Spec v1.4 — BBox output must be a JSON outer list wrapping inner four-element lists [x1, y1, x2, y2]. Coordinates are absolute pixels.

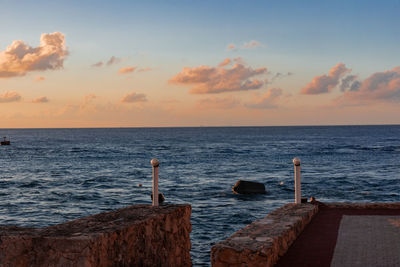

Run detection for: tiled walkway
[[275, 207, 400, 267]]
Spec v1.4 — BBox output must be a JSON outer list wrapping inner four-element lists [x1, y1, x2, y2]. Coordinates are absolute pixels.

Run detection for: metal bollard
[[293, 157, 301, 204], [151, 158, 160, 206]]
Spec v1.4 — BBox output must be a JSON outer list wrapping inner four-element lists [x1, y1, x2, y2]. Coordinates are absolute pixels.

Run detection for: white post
[[293, 157, 301, 204], [151, 158, 159, 206]]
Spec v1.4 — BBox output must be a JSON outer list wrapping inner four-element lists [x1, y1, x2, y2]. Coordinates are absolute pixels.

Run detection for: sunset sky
[[1, 0, 400, 128]]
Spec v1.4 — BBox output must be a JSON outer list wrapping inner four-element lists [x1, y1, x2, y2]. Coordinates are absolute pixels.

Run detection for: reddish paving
[[275, 207, 400, 267]]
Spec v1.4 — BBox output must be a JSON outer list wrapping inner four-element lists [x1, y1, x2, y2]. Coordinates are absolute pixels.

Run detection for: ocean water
[[0, 126, 399, 265]]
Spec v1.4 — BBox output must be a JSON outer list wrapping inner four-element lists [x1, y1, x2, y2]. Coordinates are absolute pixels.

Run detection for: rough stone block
[[0, 204, 192, 267]]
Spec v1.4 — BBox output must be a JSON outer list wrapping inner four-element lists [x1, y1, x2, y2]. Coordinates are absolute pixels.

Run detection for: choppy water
[[0, 126, 399, 265]]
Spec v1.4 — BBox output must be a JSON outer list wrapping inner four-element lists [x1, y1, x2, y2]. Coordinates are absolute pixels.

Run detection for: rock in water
[[232, 180, 266, 194], [151, 193, 165, 203]]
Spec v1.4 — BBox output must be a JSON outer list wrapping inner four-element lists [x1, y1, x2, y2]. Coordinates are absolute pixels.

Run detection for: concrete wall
[[211, 203, 318, 267], [0, 204, 192, 267]]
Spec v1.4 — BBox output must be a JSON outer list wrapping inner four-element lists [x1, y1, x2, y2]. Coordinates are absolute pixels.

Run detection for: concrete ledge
[[322, 202, 400, 209], [0, 204, 192, 267], [211, 203, 318, 267]]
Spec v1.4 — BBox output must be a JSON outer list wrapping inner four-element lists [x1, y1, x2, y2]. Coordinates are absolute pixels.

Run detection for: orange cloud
[[0, 91, 21, 103], [0, 32, 68, 78], [337, 66, 400, 104], [121, 92, 147, 103], [34, 76, 46, 82], [218, 58, 231, 67], [169, 61, 267, 94], [197, 96, 240, 109], [118, 66, 136, 74], [226, 44, 236, 51], [32, 96, 49, 103], [301, 63, 351, 94], [246, 88, 282, 109]]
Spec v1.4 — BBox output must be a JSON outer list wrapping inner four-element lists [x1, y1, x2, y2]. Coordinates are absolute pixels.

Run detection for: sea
[[0, 125, 399, 266]]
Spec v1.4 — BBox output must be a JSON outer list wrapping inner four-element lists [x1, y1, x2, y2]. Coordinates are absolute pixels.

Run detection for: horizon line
[[1, 123, 400, 130]]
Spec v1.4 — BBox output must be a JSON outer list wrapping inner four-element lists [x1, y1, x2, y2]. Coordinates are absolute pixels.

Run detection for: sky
[[1, 0, 400, 128]]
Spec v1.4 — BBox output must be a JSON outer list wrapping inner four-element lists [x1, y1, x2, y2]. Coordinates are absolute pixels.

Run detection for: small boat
[[1, 137, 10, 145]]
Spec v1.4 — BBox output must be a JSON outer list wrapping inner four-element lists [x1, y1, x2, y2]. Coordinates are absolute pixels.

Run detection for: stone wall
[[211, 203, 318, 267], [0, 204, 192, 267]]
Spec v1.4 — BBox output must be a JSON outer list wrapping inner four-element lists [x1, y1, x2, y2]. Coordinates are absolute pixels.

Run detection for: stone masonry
[[0, 204, 192, 267], [211, 203, 318, 267]]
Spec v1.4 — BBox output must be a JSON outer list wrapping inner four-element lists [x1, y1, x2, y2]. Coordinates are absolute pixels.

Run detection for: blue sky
[[2, 0, 399, 67]]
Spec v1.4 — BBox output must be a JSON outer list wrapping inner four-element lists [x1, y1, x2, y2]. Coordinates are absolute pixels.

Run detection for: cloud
[[83, 94, 97, 104], [118, 66, 136, 74], [0, 91, 22, 103], [106, 56, 121, 66], [0, 32, 68, 78], [137, 67, 152, 72], [34, 76, 45, 82], [233, 57, 246, 65], [91, 61, 103, 67], [246, 88, 282, 109], [197, 96, 240, 109], [169, 61, 267, 94], [340, 75, 359, 92], [91, 56, 121, 68], [270, 72, 293, 83], [241, 40, 265, 49], [32, 96, 49, 103], [338, 66, 400, 104], [226, 44, 236, 51], [57, 94, 98, 117], [121, 92, 147, 103], [218, 58, 231, 67], [227, 40, 265, 51], [92, 59, 149, 74], [301, 63, 351, 94]]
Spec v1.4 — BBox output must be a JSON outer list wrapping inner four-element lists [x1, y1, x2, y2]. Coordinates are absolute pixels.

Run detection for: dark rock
[[232, 180, 266, 194], [151, 192, 165, 203]]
